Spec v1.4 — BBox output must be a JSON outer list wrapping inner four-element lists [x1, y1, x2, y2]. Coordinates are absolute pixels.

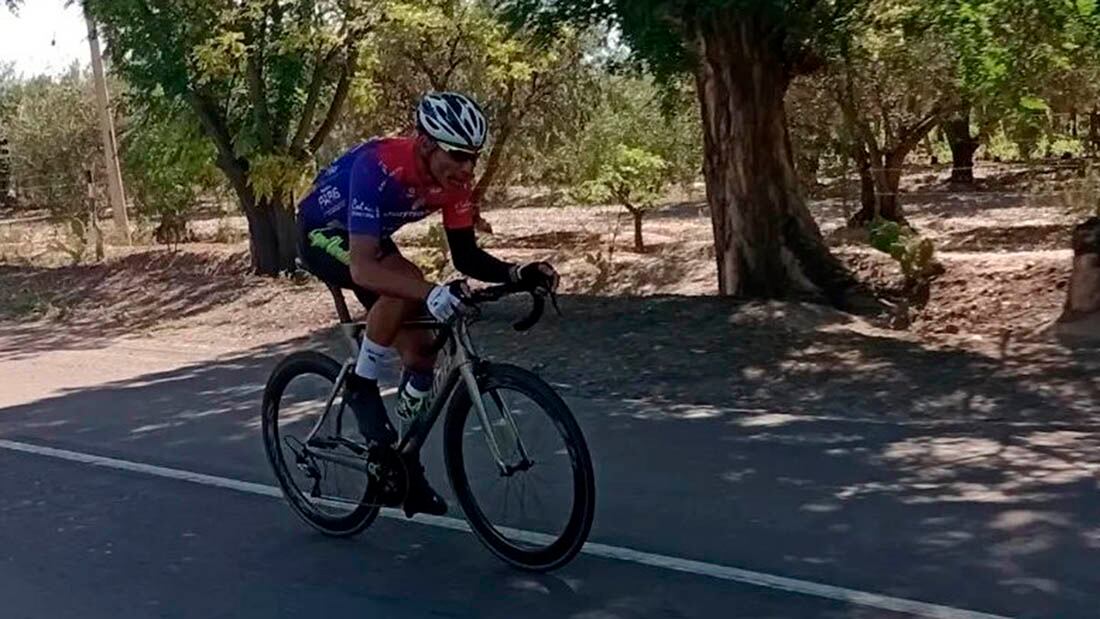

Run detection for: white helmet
[[416, 91, 488, 154]]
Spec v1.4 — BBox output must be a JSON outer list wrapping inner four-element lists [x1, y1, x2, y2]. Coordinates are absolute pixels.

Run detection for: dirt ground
[[1, 161, 1097, 419]]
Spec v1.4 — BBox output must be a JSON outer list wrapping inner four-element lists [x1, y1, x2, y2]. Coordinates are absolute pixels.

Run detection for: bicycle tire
[[262, 350, 378, 537], [443, 363, 595, 571]]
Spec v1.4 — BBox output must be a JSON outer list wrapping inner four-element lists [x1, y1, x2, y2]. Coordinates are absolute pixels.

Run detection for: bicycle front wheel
[[443, 363, 595, 571]]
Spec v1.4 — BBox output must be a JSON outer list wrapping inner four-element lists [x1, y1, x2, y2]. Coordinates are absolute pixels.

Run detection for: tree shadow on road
[[1, 295, 1097, 617], [0, 250, 259, 359]]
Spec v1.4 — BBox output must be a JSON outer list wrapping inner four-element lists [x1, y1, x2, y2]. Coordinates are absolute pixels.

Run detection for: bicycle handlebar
[[425, 282, 558, 353], [467, 281, 559, 332]]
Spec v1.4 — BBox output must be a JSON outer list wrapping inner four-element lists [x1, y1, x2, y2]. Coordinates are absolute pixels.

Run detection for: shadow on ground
[[1, 302, 1098, 617], [0, 250, 256, 354]]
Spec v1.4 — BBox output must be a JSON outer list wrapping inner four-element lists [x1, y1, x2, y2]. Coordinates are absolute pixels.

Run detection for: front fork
[[455, 347, 532, 476]]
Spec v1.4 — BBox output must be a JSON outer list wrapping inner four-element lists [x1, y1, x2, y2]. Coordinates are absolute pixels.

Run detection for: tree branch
[[308, 43, 358, 154], [186, 88, 253, 206], [244, 13, 273, 152], [290, 45, 341, 156], [612, 184, 638, 213], [269, 1, 293, 149], [835, 75, 881, 164], [409, 50, 443, 91], [440, 35, 467, 89], [896, 105, 950, 158], [303, 0, 373, 155]]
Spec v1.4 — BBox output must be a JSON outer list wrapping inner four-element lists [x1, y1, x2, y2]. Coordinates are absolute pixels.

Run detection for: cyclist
[[295, 91, 559, 518]]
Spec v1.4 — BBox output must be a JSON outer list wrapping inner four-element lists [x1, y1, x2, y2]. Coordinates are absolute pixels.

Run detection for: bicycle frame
[[299, 310, 529, 478]]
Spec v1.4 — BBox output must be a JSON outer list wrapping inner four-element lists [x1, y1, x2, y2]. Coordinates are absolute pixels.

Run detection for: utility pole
[[84, 3, 131, 245]]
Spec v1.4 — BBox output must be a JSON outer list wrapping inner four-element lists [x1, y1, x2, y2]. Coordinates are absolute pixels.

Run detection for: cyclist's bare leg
[[359, 253, 448, 515], [363, 254, 436, 372]]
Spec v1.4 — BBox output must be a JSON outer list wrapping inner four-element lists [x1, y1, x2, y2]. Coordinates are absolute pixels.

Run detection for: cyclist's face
[[427, 143, 478, 190]]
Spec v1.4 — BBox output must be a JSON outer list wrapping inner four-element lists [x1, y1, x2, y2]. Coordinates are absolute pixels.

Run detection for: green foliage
[[120, 104, 221, 230], [249, 153, 316, 203], [1019, 95, 1050, 113], [501, 1, 866, 84], [830, 0, 957, 166], [552, 74, 699, 192], [329, 0, 602, 198], [410, 222, 452, 281], [928, 0, 1100, 143], [86, 0, 377, 201], [786, 75, 846, 187], [3, 68, 100, 219], [574, 145, 670, 211], [982, 125, 1022, 161], [868, 218, 943, 289]]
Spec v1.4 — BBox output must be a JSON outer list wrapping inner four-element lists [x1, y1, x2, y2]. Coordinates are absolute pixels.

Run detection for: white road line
[[0, 438, 1010, 619]]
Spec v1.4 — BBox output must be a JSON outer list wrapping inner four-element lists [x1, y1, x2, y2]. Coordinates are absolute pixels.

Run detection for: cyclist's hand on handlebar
[[426, 281, 472, 322], [511, 261, 560, 294]]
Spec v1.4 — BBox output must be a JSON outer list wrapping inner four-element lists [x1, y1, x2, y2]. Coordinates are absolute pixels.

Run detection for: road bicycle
[[261, 279, 595, 571]]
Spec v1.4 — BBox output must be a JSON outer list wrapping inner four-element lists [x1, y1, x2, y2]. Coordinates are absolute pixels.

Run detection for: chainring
[[365, 444, 409, 508]]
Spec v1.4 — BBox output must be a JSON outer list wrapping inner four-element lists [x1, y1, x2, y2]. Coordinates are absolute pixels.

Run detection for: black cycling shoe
[[344, 374, 398, 446], [401, 456, 448, 518]]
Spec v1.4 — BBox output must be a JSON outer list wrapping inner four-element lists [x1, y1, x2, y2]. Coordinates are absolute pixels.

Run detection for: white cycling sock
[[355, 337, 390, 380]]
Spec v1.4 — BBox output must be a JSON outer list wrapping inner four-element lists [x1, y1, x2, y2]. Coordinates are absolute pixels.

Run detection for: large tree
[[503, 0, 871, 307], [85, 0, 377, 275]]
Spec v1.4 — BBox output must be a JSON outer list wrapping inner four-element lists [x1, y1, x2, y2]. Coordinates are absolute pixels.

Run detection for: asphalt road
[[1, 326, 1096, 618]]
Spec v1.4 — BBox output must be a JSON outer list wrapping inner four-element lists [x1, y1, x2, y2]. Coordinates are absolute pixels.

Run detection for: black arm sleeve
[[445, 227, 515, 283]]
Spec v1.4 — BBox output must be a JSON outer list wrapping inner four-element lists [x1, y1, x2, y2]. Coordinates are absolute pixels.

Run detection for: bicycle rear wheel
[[262, 351, 378, 537], [443, 363, 595, 571]]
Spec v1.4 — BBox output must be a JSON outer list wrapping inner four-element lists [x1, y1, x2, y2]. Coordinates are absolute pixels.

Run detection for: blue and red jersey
[[298, 136, 475, 238]]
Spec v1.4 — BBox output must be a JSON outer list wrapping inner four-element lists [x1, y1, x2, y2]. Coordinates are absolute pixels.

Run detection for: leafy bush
[[120, 104, 222, 247], [868, 218, 945, 299], [3, 69, 99, 219], [572, 145, 671, 252]]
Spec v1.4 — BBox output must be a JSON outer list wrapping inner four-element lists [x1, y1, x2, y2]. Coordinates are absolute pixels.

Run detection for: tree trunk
[[944, 106, 979, 184], [875, 152, 904, 222], [1088, 107, 1100, 156], [693, 11, 858, 304], [213, 154, 298, 276], [0, 137, 11, 202], [273, 193, 299, 269], [848, 150, 906, 226], [626, 206, 645, 253], [471, 119, 513, 206], [853, 146, 876, 217], [243, 195, 298, 275], [1059, 218, 1100, 319]]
